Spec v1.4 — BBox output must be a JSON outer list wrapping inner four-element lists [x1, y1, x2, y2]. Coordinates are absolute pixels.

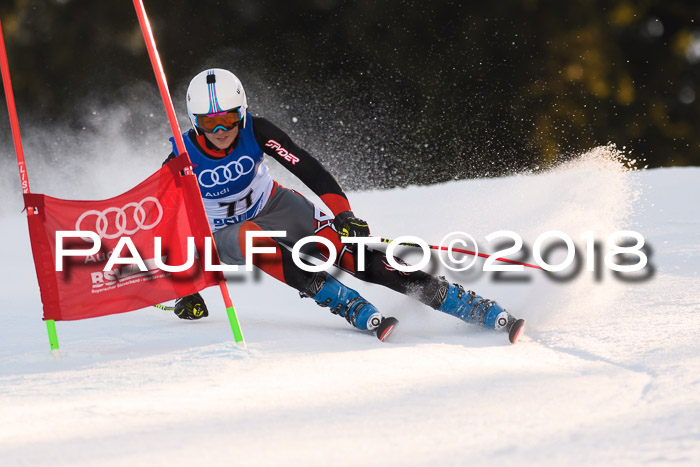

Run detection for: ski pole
[[378, 237, 543, 270]]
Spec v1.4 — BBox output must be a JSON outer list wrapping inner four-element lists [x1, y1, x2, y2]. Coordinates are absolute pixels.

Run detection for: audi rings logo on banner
[[198, 156, 256, 188], [75, 197, 164, 240]]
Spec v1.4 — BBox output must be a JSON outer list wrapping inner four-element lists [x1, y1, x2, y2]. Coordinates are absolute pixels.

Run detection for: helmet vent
[[206, 74, 216, 84]]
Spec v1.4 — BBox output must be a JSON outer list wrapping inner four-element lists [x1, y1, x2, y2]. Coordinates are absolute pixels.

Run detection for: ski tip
[[376, 317, 399, 342], [508, 318, 526, 344]]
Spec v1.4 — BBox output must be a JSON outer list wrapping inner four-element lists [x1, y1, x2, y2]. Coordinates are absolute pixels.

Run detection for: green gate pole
[[45, 319, 60, 355], [226, 305, 245, 348]]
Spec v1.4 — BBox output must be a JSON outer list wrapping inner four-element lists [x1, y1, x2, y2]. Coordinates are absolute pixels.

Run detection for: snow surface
[[1, 146, 699, 466]]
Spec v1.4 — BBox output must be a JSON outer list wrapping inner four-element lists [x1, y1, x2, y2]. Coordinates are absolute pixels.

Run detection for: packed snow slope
[[0, 146, 698, 466]]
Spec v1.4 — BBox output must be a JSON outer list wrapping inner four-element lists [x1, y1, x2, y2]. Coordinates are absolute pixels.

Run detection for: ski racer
[[167, 68, 525, 343]]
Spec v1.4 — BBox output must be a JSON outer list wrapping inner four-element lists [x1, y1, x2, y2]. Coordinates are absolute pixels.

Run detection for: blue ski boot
[[303, 273, 384, 332], [437, 282, 525, 343]]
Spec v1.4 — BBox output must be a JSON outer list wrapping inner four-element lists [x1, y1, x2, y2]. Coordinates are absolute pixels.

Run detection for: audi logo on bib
[[75, 197, 164, 239], [198, 156, 255, 188]]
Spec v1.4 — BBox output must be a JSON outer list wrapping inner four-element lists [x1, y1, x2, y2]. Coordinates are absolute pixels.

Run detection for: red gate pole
[[132, 0, 246, 348], [0, 18, 60, 354]]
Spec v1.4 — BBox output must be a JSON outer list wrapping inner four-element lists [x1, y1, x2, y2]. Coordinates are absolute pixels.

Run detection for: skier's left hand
[[333, 211, 370, 239], [174, 292, 209, 320]]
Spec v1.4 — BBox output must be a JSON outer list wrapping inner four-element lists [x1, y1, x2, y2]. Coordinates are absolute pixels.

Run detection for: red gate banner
[[23, 154, 223, 321]]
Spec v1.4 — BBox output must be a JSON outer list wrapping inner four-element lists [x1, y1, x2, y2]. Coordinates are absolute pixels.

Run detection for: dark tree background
[[1, 0, 699, 189]]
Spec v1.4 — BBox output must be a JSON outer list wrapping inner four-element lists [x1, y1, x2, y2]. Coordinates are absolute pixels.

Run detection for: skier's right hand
[[333, 211, 370, 240]]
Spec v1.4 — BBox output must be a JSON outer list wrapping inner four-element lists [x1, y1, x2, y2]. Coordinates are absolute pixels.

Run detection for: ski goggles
[[195, 109, 241, 133]]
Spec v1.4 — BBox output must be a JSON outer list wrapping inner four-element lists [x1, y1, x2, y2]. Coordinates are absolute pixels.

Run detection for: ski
[[508, 318, 526, 344], [376, 317, 399, 342]]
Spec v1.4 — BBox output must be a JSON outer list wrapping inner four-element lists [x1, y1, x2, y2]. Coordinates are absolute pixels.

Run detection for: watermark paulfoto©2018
[[54, 229, 651, 275]]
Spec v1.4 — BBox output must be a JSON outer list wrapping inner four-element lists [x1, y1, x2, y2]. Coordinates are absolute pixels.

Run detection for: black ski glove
[[333, 211, 370, 239], [174, 292, 209, 320]]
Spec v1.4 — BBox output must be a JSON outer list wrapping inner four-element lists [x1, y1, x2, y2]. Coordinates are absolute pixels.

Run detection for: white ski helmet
[[186, 68, 247, 133]]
